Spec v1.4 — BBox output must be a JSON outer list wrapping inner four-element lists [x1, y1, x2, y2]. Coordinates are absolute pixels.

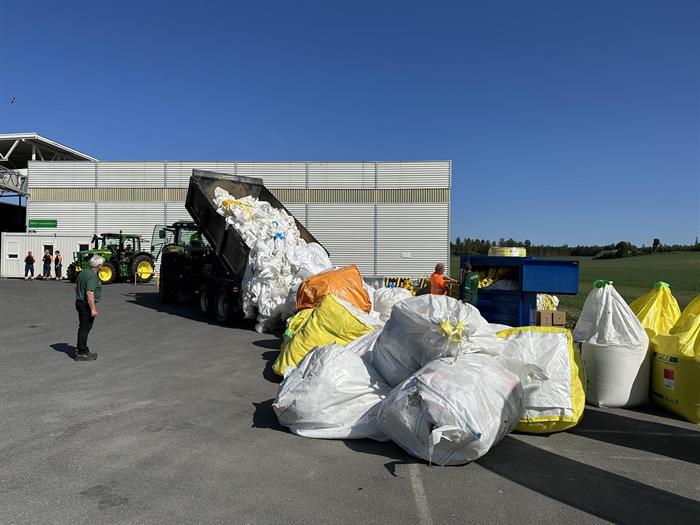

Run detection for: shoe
[[24, 277, 28, 280], [74, 351, 97, 361]]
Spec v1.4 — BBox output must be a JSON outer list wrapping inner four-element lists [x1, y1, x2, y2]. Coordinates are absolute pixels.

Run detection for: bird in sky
[[10, 97, 15, 104]]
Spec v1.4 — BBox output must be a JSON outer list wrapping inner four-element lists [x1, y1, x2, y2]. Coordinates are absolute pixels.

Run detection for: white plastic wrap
[[573, 283, 650, 407], [489, 323, 512, 334], [214, 187, 332, 332], [345, 329, 383, 361], [373, 287, 413, 322], [377, 354, 537, 465], [372, 295, 504, 386], [273, 343, 391, 440], [501, 329, 575, 423]]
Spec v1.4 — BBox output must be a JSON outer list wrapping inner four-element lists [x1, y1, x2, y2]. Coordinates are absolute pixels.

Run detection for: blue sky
[[1, 0, 698, 245]]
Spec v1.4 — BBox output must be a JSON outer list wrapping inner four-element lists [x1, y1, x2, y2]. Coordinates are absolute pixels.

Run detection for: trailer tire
[[214, 290, 232, 324], [197, 285, 213, 318]]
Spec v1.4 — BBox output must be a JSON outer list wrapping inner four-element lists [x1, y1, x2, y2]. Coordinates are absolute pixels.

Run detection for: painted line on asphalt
[[408, 463, 434, 525]]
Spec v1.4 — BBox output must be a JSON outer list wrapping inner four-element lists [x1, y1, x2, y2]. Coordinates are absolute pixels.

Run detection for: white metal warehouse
[[1, 135, 451, 279]]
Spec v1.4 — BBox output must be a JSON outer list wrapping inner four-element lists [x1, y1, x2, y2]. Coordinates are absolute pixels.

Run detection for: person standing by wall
[[430, 263, 458, 295], [24, 251, 35, 280], [74, 256, 104, 361], [461, 262, 479, 307], [54, 250, 63, 281], [42, 250, 53, 280]]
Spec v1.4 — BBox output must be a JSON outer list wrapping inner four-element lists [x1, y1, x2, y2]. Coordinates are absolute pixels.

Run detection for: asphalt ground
[[1, 279, 698, 524]]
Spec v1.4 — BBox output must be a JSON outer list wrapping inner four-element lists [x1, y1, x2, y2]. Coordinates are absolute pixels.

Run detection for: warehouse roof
[[0, 132, 97, 169]]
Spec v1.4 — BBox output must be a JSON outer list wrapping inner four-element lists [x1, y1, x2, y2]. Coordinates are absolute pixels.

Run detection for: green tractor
[[67, 232, 155, 284]]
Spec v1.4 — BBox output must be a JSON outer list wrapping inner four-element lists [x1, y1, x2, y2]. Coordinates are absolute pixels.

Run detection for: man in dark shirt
[[24, 251, 35, 280], [74, 255, 104, 361]]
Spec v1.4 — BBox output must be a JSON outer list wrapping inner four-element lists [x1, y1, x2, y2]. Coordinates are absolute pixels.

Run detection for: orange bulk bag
[[296, 265, 372, 313]]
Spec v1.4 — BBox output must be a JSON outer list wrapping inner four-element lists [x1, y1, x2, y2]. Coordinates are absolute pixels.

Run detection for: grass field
[[451, 251, 700, 325]]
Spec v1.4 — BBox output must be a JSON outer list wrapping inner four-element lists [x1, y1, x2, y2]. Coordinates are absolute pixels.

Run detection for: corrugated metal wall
[[376, 203, 450, 276], [25, 160, 450, 277], [28, 162, 96, 187], [307, 204, 375, 276], [96, 203, 165, 241], [97, 162, 166, 187], [26, 202, 96, 235]]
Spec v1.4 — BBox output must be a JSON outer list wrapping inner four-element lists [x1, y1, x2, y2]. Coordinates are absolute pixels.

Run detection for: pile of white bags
[[273, 342, 391, 440], [214, 187, 332, 332], [372, 295, 504, 386], [272, 292, 549, 465], [573, 281, 650, 407], [373, 287, 412, 322], [377, 354, 539, 465]]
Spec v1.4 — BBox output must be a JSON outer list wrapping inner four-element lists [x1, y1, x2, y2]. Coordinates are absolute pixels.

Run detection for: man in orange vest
[[430, 263, 457, 295]]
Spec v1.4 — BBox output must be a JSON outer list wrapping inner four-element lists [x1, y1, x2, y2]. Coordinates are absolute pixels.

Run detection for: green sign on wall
[[28, 219, 58, 228]]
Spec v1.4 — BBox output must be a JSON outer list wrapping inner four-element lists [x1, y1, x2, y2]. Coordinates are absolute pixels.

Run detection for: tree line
[[451, 237, 700, 258]]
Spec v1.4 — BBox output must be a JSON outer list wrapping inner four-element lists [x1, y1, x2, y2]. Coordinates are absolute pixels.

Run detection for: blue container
[[458, 255, 579, 326]]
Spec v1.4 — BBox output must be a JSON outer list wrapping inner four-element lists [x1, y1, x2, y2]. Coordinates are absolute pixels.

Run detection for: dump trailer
[[157, 169, 326, 323]]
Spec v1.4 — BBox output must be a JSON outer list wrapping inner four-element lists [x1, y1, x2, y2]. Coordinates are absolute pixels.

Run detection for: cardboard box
[[536, 310, 553, 326], [552, 311, 566, 326]]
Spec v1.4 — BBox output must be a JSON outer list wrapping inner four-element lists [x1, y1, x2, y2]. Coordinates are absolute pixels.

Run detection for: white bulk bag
[[377, 354, 537, 465], [372, 295, 503, 386], [499, 327, 585, 433], [373, 287, 413, 322], [573, 282, 650, 407], [273, 343, 391, 440]]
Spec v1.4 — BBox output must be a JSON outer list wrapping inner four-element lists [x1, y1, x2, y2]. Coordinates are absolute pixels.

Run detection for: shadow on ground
[[50, 342, 75, 359], [570, 407, 700, 465], [252, 399, 288, 433], [127, 291, 255, 329], [478, 436, 700, 523], [255, 340, 282, 384]]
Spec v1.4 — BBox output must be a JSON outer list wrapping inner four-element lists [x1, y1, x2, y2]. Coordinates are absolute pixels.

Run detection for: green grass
[[451, 252, 700, 326]]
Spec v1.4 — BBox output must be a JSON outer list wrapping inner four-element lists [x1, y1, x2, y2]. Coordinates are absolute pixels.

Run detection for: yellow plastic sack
[[272, 294, 376, 377], [498, 326, 586, 433], [650, 295, 700, 423], [282, 308, 313, 348], [629, 282, 681, 338]]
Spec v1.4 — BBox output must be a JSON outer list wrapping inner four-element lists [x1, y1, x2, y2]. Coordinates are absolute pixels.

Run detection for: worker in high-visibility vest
[[430, 263, 458, 295], [461, 263, 479, 307]]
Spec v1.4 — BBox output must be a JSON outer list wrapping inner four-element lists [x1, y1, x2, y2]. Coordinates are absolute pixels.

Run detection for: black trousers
[[75, 300, 95, 353]]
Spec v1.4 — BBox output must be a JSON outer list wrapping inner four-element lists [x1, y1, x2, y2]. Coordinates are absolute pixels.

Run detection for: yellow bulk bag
[[282, 308, 314, 347], [650, 296, 700, 423], [629, 282, 681, 338], [272, 294, 377, 377], [498, 326, 585, 433]]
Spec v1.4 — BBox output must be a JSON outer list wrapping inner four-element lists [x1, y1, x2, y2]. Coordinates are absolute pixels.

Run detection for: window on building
[[79, 244, 89, 251], [6, 242, 19, 259]]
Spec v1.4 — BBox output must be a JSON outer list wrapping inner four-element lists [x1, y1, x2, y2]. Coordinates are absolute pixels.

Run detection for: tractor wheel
[[97, 262, 117, 284], [214, 290, 232, 324], [131, 255, 155, 283], [197, 285, 213, 318], [67, 263, 78, 283], [158, 266, 178, 304]]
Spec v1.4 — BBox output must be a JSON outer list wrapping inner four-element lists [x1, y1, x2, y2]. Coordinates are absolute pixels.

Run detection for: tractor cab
[[94, 233, 143, 253], [151, 222, 208, 258]]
